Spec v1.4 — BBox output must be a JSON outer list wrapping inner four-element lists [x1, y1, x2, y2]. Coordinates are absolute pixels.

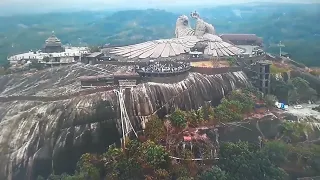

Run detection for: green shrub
[[170, 109, 187, 128], [215, 99, 243, 122], [144, 115, 166, 143]]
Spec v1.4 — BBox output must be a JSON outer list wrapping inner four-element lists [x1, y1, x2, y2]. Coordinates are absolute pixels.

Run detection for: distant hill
[[1, 3, 320, 67]]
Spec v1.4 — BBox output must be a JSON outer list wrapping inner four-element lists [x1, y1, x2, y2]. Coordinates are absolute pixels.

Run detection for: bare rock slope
[[0, 64, 249, 180]]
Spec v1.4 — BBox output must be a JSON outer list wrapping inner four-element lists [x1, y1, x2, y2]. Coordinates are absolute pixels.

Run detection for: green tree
[[177, 177, 194, 180], [264, 94, 278, 108], [185, 110, 201, 126], [104, 143, 143, 179], [76, 153, 101, 180], [29, 61, 45, 70], [140, 140, 170, 169], [198, 166, 228, 180], [144, 115, 166, 143], [47, 174, 82, 180], [270, 76, 294, 104], [288, 89, 299, 104], [226, 57, 236, 66], [218, 141, 288, 180], [290, 77, 318, 102], [215, 99, 243, 122], [280, 122, 311, 143], [262, 141, 320, 175], [154, 169, 171, 180], [36, 176, 45, 180], [43, 56, 50, 62], [262, 140, 290, 166], [170, 109, 187, 128], [227, 90, 254, 113], [103, 140, 170, 179], [89, 46, 100, 53], [199, 103, 215, 121]]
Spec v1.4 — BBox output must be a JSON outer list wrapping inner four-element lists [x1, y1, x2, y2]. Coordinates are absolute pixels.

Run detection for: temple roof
[[45, 31, 62, 46]]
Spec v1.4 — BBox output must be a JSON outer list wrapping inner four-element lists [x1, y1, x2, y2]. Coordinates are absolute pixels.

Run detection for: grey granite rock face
[[0, 64, 249, 180]]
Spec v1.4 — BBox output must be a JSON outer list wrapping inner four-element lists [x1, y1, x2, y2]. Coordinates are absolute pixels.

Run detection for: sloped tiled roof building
[[220, 34, 263, 46]]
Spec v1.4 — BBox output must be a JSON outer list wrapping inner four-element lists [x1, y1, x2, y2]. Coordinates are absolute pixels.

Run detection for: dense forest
[[0, 3, 319, 66]]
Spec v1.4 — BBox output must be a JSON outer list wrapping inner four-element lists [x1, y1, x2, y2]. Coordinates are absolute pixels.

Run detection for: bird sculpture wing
[[175, 26, 195, 38], [202, 33, 241, 56], [109, 36, 200, 59], [110, 14, 242, 59]]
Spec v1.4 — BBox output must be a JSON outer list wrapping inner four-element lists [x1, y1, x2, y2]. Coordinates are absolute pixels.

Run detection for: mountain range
[[0, 3, 319, 66]]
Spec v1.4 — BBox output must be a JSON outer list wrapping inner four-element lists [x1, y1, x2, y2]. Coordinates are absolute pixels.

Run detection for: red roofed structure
[[183, 136, 192, 142], [220, 34, 263, 46]]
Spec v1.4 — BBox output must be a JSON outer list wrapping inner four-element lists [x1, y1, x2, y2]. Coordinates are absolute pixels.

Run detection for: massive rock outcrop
[[0, 64, 249, 180]]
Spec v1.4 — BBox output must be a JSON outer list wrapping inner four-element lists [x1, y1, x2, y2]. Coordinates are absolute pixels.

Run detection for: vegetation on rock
[[218, 141, 288, 180], [35, 88, 320, 180], [198, 166, 228, 180], [290, 77, 318, 102], [215, 90, 255, 122], [42, 136, 320, 179], [280, 121, 312, 143], [226, 57, 236, 66], [144, 115, 166, 143], [271, 76, 318, 104], [270, 64, 290, 74], [215, 99, 243, 122], [88, 46, 100, 53], [264, 94, 278, 108], [310, 70, 320, 77], [170, 109, 187, 128]]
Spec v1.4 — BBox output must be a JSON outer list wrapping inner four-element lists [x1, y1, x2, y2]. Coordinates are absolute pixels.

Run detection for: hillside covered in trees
[[1, 3, 319, 66], [37, 88, 320, 180]]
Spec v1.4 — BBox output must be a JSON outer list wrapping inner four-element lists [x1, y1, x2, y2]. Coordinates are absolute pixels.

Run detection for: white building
[[8, 47, 89, 65], [7, 32, 90, 65]]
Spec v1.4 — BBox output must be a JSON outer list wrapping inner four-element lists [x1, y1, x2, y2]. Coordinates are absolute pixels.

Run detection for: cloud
[[1, 0, 317, 7]]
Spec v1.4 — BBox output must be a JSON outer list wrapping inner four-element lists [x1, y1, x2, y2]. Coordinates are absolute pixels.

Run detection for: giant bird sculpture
[[109, 11, 241, 60]]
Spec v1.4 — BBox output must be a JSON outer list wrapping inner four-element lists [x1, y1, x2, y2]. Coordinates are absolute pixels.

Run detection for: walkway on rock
[[0, 86, 116, 102]]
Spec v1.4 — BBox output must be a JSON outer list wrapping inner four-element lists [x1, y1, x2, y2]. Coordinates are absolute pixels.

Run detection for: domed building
[[42, 31, 65, 53]]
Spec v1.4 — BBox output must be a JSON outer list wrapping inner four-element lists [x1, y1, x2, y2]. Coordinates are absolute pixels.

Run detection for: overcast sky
[[0, 0, 318, 15]]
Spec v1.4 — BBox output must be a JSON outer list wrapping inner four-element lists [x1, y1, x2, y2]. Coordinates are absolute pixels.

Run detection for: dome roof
[[45, 31, 62, 46]]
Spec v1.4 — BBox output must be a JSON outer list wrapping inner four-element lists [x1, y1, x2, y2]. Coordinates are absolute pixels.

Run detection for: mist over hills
[[0, 0, 318, 16], [0, 3, 319, 66]]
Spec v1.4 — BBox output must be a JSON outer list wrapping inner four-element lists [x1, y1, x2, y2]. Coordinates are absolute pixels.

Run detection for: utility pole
[[277, 41, 285, 57]]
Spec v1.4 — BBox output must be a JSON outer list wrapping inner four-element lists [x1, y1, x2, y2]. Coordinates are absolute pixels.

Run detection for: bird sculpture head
[[176, 15, 190, 28], [175, 15, 194, 38]]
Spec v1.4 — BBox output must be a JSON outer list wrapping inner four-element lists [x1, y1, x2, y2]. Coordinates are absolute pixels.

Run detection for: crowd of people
[[136, 61, 190, 73]]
